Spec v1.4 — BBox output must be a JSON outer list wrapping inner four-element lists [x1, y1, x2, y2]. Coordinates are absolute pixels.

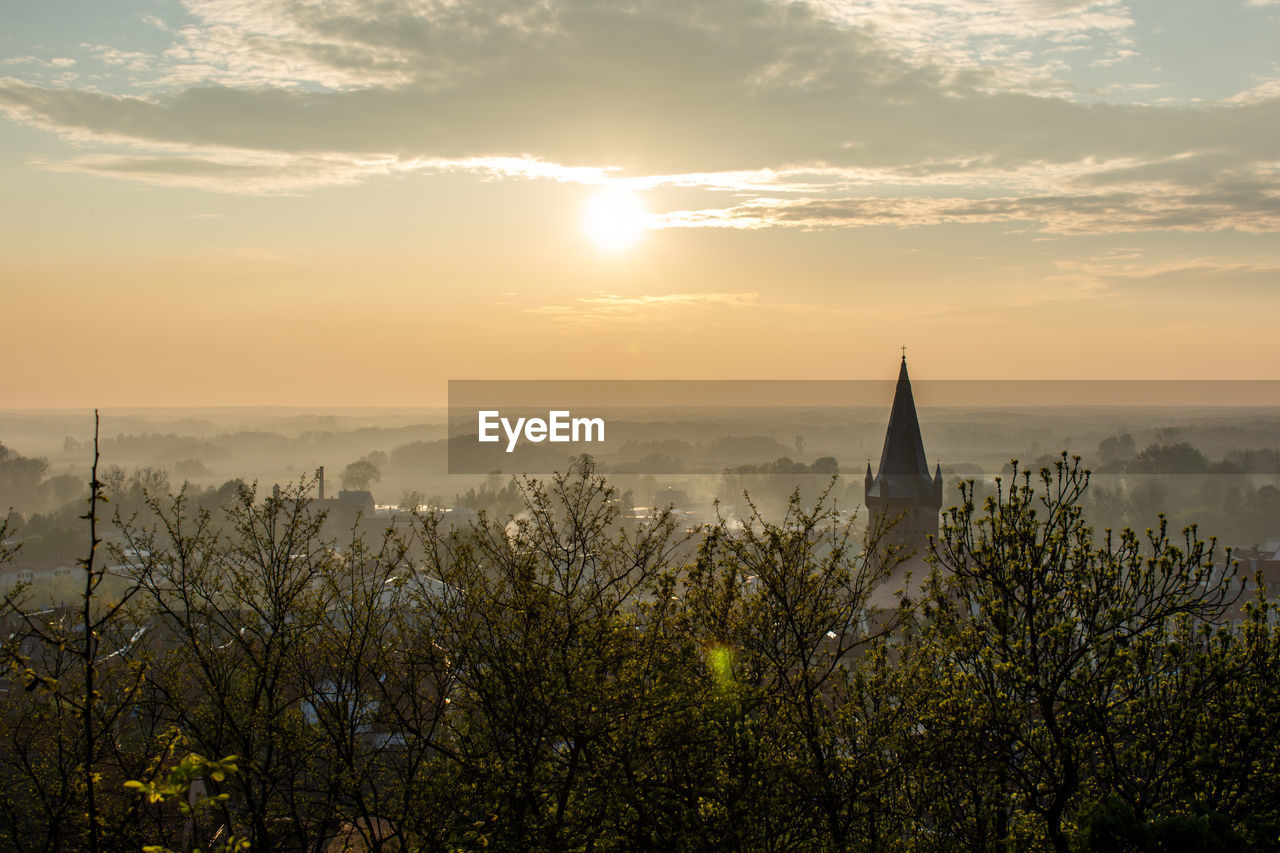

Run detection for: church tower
[[864, 357, 942, 558]]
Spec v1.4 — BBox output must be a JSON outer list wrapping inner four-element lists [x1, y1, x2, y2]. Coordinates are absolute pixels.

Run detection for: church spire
[[876, 358, 932, 483], [865, 357, 942, 554]]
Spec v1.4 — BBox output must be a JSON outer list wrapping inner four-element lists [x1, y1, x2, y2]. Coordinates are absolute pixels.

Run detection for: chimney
[[317, 466, 325, 501]]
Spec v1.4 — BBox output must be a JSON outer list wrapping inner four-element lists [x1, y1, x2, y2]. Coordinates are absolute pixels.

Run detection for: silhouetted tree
[[921, 455, 1236, 852], [341, 459, 381, 491]]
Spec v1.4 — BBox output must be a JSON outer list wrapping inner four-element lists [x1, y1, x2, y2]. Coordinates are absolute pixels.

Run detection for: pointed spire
[[877, 359, 930, 479], [866, 357, 941, 557], [865, 358, 939, 504]]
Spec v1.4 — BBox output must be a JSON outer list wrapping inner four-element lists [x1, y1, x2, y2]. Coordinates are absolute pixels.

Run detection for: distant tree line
[[719, 456, 846, 517], [6, 465, 247, 571], [1093, 432, 1280, 476], [0, 441, 82, 516], [1009, 434, 1280, 549]]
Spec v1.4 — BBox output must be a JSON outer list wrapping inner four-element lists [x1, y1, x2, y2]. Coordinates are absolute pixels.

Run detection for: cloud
[[4, 68, 1276, 176], [1056, 254, 1280, 293], [33, 150, 417, 194], [0, 0, 1154, 172], [803, 0, 1135, 92], [90, 47, 153, 73], [27, 148, 628, 194], [1227, 77, 1280, 104], [652, 181, 1280, 235], [578, 292, 761, 307], [0, 0, 1276, 236], [151, 0, 1135, 96], [2, 56, 77, 69], [528, 291, 762, 325]]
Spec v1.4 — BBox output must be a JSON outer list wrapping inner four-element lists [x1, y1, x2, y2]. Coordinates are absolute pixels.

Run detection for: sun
[[583, 190, 648, 251]]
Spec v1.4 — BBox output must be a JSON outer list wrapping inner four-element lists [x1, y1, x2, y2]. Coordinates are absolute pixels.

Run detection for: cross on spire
[[900, 345, 907, 362]]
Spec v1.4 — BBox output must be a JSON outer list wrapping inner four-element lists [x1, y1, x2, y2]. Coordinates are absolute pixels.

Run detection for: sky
[[2, 0, 1279, 406]]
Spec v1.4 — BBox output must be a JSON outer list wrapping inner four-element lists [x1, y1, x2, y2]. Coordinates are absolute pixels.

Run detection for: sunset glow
[[0, 1, 1277, 406], [583, 190, 648, 252]]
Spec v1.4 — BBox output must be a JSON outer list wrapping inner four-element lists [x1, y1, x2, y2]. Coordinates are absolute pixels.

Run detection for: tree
[[680, 483, 911, 849], [121, 480, 345, 849], [811, 456, 839, 477], [416, 458, 697, 849], [1127, 442, 1209, 475], [921, 454, 1237, 852], [341, 459, 381, 491], [6, 446, 1280, 851], [0, 442, 51, 512], [0, 412, 158, 852], [1097, 433, 1136, 468], [126, 751, 249, 853]]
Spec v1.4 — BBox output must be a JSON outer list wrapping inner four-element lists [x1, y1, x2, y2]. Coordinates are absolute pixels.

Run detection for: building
[[866, 357, 943, 608], [865, 357, 943, 557], [311, 465, 376, 534], [1224, 543, 1280, 627]]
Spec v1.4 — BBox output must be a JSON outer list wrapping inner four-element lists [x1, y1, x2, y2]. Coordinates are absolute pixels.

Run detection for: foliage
[[4, 448, 1280, 852], [1126, 442, 1210, 475], [719, 458, 844, 517], [341, 459, 382, 491], [125, 750, 249, 853], [920, 454, 1240, 852]]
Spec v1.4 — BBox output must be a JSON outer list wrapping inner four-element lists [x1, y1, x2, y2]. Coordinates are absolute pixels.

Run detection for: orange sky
[[3, 1, 1279, 406]]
